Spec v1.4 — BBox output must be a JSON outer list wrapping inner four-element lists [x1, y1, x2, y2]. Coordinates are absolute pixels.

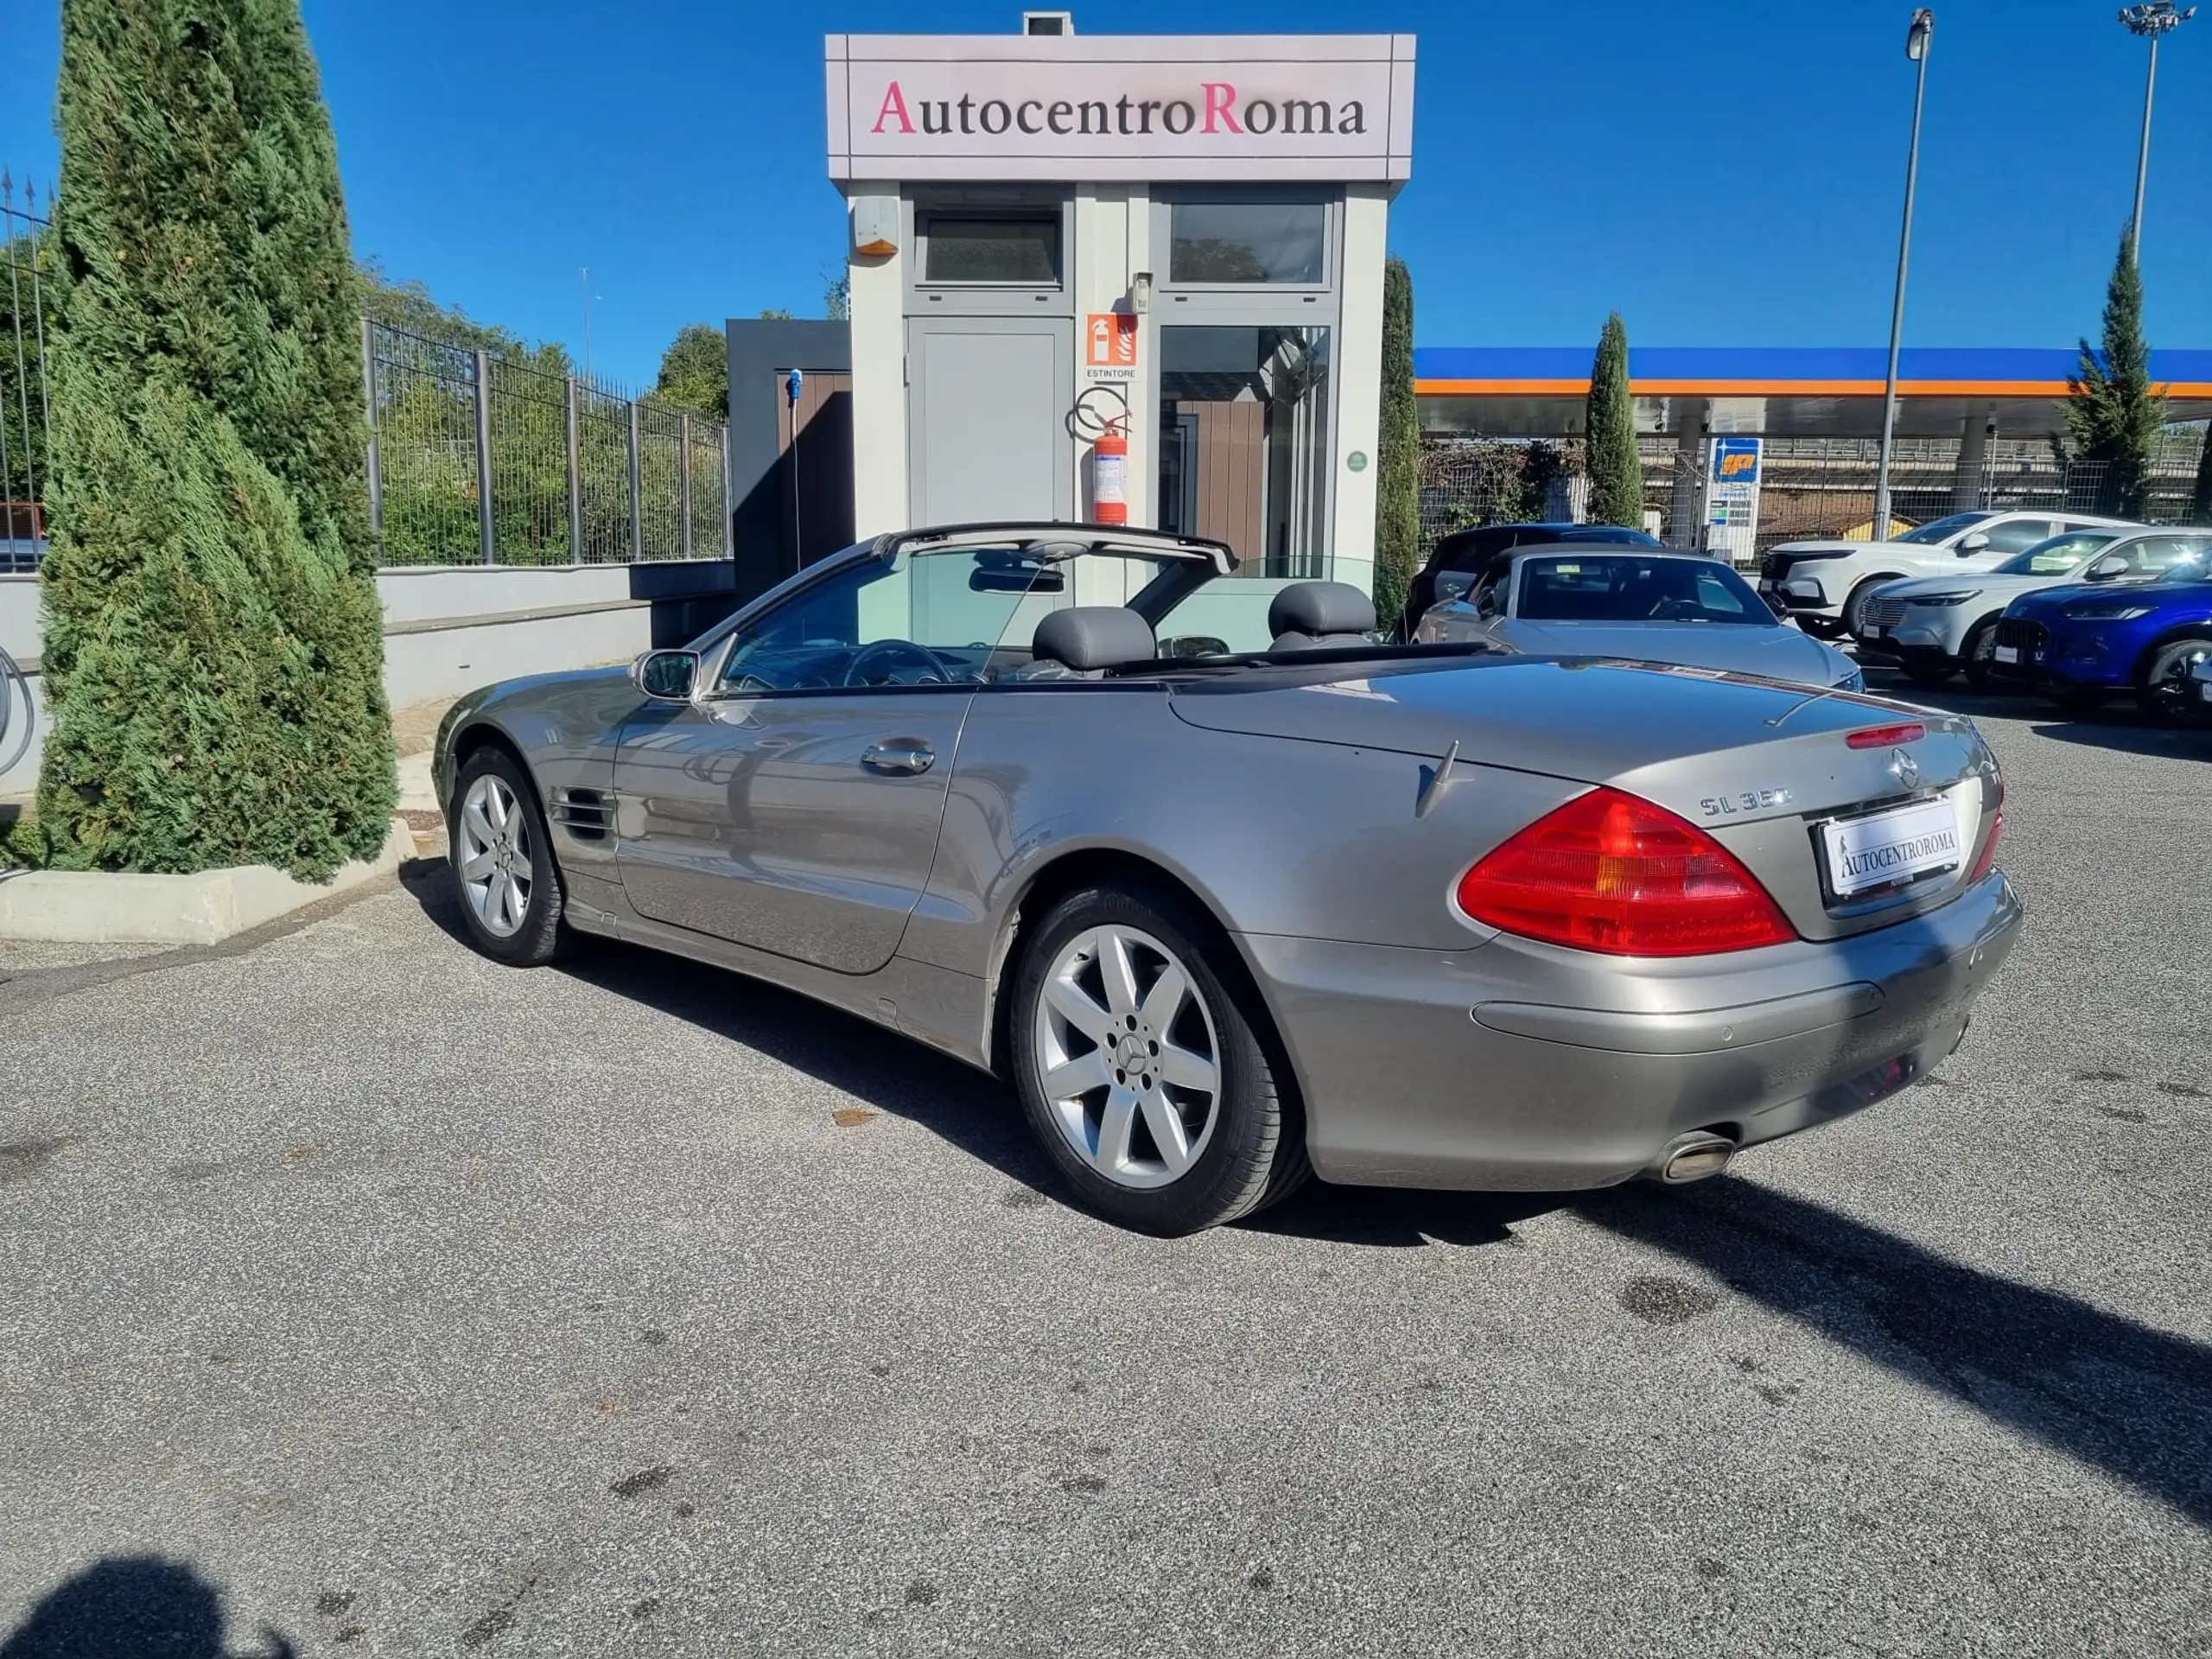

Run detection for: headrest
[[1268, 581, 1376, 640], [1032, 607, 1157, 671]]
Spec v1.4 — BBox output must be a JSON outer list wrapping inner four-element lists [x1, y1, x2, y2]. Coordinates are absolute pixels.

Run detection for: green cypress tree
[[2065, 226, 2167, 519], [1373, 257, 1421, 634], [37, 0, 393, 879], [1583, 313, 1643, 528]]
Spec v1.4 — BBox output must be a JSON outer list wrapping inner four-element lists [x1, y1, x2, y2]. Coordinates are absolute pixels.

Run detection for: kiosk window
[[920, 217, 1060, 283], [1167, 202, 1326, 285]]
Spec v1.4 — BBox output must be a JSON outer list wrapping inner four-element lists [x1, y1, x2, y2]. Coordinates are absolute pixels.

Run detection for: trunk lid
[[1168, 657, 1998, 940]]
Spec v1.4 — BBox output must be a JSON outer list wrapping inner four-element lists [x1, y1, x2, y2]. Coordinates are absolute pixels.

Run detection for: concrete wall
[[1328, 183, 1390, 599], [845, 186, 910, 541], [0, 561, 733, 800]]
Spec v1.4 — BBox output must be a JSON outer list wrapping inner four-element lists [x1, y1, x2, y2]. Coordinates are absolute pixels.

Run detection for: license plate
[[1821, 796, 1964, 899], [1993, 645, 2018, 664], [2200, 680, 2212, 702], [1869, 626, 1890, 639]]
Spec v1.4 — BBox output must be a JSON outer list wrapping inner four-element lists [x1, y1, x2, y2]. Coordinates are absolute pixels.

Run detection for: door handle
[[861, 742, 935, 775]]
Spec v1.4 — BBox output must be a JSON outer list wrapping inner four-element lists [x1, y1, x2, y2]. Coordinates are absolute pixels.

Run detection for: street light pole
[[1872, 9, 1934, 550], [2120, 3, 2196, 262]]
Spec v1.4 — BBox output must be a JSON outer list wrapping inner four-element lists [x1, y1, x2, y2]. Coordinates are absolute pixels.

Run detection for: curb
[[0, 817, 419, 945]]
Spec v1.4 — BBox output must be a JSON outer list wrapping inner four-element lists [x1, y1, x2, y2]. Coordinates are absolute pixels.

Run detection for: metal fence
[[0, 169, 729, 573], [363, 319, 727, 567], [1, 173, 54, 573], [1420, 423, 2212, 557]]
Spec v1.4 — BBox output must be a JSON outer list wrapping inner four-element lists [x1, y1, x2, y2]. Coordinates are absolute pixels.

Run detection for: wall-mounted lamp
[[1129, 270, 1153, 315], [851, 195, 899, 258]]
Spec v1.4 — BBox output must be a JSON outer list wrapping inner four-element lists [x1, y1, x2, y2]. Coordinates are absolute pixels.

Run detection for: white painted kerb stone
[[0, 817, 417, 945]]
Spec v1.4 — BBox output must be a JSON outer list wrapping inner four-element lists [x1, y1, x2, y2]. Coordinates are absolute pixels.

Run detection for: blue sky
[[3, 0, 2208, 390]]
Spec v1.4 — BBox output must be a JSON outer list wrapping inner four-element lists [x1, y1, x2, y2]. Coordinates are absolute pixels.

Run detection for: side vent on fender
[[551, 786, 610, 842]]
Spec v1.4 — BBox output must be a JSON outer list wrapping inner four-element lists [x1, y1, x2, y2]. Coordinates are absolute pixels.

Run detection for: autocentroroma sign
[[826, 35, 1415, 183]]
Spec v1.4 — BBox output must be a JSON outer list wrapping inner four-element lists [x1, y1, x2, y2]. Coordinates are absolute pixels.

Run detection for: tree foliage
[[1373, 257, 1420, 632], [1583, 313, 1642, 528], [2066, 227, 2167, 519], [649, 322, 729, 419], [36, 0, 394, 878]]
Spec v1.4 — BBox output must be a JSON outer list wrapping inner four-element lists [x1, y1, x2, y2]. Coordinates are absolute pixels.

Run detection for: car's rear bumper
[[1240, 873, 2022, 1192]]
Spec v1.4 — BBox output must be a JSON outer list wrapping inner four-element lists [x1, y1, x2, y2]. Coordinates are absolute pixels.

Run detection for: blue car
[[1989, 533, 2212, 722]]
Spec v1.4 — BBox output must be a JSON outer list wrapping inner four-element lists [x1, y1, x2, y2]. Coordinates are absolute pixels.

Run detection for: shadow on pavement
[[1578, 1176, 2212, 1529], [0, 1556, 294, 1659], [1236, 1181, 1565, 1248]]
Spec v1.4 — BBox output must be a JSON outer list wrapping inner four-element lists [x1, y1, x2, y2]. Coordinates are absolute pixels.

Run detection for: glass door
[[1155, 325, 1332, 579]]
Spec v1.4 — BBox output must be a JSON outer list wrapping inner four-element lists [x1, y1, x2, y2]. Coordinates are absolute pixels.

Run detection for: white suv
[[1758, 510, 2137, 638]]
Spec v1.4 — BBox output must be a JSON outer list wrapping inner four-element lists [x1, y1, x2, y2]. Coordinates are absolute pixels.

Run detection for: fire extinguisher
[[1091, 422, 1128, 525]]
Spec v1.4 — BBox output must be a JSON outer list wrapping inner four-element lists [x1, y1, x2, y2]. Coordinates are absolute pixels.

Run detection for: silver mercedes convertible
[[435, 522, 2021, 1234]]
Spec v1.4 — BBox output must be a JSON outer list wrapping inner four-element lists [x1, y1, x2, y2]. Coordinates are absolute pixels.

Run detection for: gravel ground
[[1, 678, 2208, 1658]]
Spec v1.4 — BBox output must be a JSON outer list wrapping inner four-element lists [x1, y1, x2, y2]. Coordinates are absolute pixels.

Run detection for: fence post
[[679, 412, 693, 559], [359, 317, 383, 554], [563, 375, 582, 563], [473, 347, 495, 565], [626, 400, 644, 562]]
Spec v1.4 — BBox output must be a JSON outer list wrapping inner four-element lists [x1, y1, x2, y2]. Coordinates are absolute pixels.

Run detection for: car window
[[1894, 511, 1994, 545], [2126, 537, 2212, 577], [1978, 519, 2052, 556], [717, 547, 1179, 692], [1514, 556, 1771, 625], [1993, 531, 2117, 575]]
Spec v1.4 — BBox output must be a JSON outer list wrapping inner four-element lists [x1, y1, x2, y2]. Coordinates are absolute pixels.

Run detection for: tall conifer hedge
[[1373, 258, 1421, 634], [1584, 313, 1643, 529], [37, 0, 393, 878]]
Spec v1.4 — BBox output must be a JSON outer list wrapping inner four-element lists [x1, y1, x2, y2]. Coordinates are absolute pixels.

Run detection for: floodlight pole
[[1872, 9, 1934, 549], [2121, 3, 2196, 262]]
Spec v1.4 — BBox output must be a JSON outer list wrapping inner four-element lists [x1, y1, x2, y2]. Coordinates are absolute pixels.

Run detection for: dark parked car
[[1401, 521, 1662, 639], [1987, 539, 2212, 722]]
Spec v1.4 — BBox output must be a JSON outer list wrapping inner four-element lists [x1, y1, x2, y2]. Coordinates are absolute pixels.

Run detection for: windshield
[[1894, 511, 1996, 546], [1515, 556, 1773, 626], [1993, 531, 2118, 575]]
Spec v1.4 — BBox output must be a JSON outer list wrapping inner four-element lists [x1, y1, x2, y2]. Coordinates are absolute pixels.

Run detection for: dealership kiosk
[[826, 22, 1415, 609]]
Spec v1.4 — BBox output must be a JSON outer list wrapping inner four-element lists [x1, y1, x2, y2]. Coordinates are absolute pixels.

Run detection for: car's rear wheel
[[1960, 617, 2000, 690], [450, 747, 571, 966], [2137, 637, 2212, 727], [1010, 885, 1306, 1234]]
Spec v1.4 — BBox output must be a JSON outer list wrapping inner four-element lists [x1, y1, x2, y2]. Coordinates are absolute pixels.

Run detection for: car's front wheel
[[2138, 637, 2212, 727], [450, 747, 571, 966], [1009, 885, 1306, 1234]]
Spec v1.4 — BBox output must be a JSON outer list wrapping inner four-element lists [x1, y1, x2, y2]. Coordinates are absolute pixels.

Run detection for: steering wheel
[[1649, 596, 1702, 621], [843, 638, 952, 688]]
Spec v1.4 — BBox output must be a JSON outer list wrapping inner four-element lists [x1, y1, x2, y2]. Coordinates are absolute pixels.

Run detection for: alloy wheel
[[456, 772, 535, 938], [1031, 924, 1222, 1190]]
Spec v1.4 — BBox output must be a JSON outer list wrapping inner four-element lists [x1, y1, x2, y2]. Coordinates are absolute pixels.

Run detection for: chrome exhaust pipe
[[1646, 1130, 1736, 1185]]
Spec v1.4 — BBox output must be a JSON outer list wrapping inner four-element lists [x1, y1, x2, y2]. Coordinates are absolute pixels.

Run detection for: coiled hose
[[0, 645, 34, 781]]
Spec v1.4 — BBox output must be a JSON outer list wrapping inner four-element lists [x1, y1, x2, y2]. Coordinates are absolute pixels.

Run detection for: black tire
[[2137, 637, 2212, 727], [1009, 883, 1306, 1235], [1840, 577, 1901, 642], [1960, 618, 1999, 691], [448, 746, 572, 967]]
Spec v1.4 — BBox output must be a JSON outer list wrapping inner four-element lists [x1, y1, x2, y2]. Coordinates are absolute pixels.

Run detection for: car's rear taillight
[[1455, 787, 1797, 957], [1967, 774, 2005, 884]]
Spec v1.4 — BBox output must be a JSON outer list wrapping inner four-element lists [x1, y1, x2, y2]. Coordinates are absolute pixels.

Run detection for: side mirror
[[1434, 570, 1475, 605], [631, 649, 698, 701], [2083, 555, 2130, 582], [1956, 532, 1991, 554]]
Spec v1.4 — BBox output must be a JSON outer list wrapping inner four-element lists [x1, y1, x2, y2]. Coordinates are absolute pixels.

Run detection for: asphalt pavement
[[1, 674, 2208, 1657]]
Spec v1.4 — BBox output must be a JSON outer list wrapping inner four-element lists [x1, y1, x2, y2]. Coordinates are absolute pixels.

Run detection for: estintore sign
[[1087, 313, 1137, 369]]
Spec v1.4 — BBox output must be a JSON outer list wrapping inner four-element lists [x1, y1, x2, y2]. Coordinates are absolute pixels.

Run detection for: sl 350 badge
[[1700, 787, 1793, 817]]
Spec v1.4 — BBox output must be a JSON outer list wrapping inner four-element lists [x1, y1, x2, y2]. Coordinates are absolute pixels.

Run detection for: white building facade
[[827, 26, 1415, 600]]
